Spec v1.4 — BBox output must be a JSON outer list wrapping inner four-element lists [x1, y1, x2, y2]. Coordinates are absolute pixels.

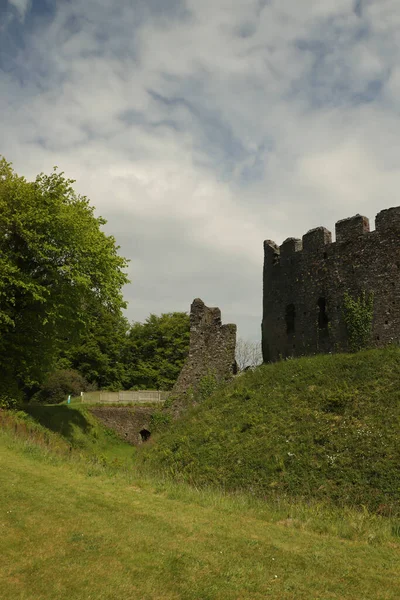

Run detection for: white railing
[[81, 390, 169, 404]]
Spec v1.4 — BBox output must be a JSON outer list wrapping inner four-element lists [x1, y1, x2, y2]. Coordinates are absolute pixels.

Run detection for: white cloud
[[1, 0, 400, 340]]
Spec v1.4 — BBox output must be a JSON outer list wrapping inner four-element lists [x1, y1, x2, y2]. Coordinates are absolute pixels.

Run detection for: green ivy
[[196, 372, 220, 403], [343, 291, 374, 352], [150, 411, 171, 430]]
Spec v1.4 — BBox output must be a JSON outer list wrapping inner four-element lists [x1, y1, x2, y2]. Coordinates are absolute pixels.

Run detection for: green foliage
[[150, 410, 172, 430], [0, 157, 129, 395], [36, 369, 91, 405], [195, 372, 220, 403], [0, 393, 17, 410], [59, 308, 130, 390], [125, 312, 190, 390], [142, 347, 400, 513], [343, 291, 374, 352]]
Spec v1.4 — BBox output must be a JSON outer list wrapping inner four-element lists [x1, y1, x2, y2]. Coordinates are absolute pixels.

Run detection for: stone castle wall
[[262, 207, 400, 362], [172, 298, 237, 399]]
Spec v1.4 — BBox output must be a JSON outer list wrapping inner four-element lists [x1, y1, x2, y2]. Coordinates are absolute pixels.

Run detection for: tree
[[59, 307, 130, 390], [235, 338, 263, 371], [37, 369, 91, 404], [124, 312, 190, 390], [0, 158, 129, 399]]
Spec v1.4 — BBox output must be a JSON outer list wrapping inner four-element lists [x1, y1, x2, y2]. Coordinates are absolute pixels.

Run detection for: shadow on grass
[[23, 405, 91, 443]]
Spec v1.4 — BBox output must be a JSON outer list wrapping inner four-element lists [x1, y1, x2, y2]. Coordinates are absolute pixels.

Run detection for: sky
[[1, 0, 400, 341]]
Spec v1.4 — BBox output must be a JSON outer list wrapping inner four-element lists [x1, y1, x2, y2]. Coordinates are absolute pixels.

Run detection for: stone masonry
[[262, 207, 400, 362], [89, 406, 153, 445], [172, 298, 237, 400]]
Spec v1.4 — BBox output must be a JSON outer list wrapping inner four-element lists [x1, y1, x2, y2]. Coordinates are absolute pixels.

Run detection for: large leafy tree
[[59, 307, 130, 391], [0, 158, 129, 398], [124, 312, 190, 390]]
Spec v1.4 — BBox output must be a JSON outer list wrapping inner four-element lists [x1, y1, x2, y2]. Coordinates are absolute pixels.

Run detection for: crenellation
[[302, 227, 332, 252], [262, 206, 400, 362], [263, 240, 280, 267], [335, 214, 370, 243], [280, 237, 302, 255], [375, 206, 400, 233]]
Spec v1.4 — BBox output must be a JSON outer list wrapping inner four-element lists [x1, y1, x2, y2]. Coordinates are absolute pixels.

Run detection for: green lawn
[[1, 428, 399, 600]]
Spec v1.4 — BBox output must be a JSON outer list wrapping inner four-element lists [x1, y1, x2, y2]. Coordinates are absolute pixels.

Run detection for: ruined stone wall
[[172, 298, 237, 399], [262, 207, 400, 362], [89, 406, 153, 445]]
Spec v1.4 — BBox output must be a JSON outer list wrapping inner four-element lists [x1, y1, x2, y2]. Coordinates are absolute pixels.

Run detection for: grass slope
[[0, 404, 135, 468], [143, 347, 400, 512], [1, 425, 400, 600], [20, 404, 136, 464]]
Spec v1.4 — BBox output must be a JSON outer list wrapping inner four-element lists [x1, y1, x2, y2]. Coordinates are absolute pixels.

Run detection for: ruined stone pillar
[[171, 298, 237, 403]]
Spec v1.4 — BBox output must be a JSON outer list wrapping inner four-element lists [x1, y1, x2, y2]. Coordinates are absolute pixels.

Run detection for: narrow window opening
[[323, 252, 328, 259], [318, 297, 329, 330], [139, 429, 151, 442], [285, 304, 296, 335]]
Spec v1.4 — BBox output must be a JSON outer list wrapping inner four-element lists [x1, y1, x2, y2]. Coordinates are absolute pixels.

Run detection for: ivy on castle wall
[[343, 291, 374, 352]]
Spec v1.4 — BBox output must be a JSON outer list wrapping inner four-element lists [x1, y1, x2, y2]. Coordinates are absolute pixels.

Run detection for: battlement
[[375, 206, 400, 233], [264, 207, 400, 268], [303, 227, 332, 252], [335, 214, 370, 243]]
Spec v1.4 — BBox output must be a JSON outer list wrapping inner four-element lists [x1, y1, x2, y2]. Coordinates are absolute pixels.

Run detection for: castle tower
[[262, 208, 400, 362]]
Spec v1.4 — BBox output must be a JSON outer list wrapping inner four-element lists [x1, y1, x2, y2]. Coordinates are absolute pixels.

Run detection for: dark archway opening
[[285, 304, 296, 335], [318, 297, 329, 331], [139, 429, 151, 442]]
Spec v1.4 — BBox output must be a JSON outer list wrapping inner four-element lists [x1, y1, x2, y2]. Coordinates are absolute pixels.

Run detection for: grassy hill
[[1, 410, 400, 600], [142, 347, 400, 513]]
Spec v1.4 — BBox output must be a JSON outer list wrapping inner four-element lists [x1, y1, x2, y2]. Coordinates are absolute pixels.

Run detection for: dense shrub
[[0, 393, 17, 409], [37, 369, 90, 404]]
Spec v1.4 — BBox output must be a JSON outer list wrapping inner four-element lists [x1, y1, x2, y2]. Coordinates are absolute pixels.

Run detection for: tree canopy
[[59, 307, 130, 391], [124, 312, 190, 390], [0, 158, 129, 399]]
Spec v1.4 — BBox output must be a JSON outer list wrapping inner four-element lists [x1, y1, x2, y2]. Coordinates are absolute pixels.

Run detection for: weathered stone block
[[302, 227, 332, 252], [335, 214, 370, 243]]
